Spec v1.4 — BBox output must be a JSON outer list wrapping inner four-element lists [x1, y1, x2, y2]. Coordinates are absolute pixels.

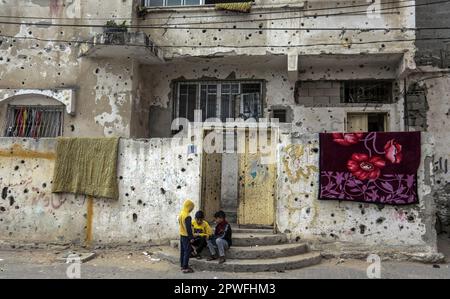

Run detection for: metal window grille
[[342, 81, 393, 103], [4, 105, 64, 138], [142, 0, 249, 7], [175, 81, 263, 122]]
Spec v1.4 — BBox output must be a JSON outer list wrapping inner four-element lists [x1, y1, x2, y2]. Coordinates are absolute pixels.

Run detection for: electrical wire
[[0, 0, 448, 29], [0, 0, 418, 21], [1, 33, 449, 49]]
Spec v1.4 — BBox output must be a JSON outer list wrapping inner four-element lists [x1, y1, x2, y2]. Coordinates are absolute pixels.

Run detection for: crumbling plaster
[[0, 137, 201, 246], [0, 0, 138, 137], [277, 131, 442, 262], [139, 0, 415, 60]]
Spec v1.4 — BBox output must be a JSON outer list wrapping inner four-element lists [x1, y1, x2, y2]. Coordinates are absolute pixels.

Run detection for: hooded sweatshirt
[[192, 219, 213, 238], [178, 199, 194, 238]]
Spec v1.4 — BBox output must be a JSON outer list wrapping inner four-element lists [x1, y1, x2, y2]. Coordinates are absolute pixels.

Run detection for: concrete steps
[[160, 228, 322, 272], [232, 233, 288, 247], [156, 248, 322, 273], [227, 243, 308, 259]]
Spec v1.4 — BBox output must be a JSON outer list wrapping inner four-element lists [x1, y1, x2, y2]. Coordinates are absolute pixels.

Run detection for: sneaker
[[182, 268, 194, 274], [207, 255, 217, 261], [218, 257, 226, 264]]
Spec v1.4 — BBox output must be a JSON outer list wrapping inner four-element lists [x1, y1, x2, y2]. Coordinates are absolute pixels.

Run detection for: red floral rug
[[319, 132, 421, 205]]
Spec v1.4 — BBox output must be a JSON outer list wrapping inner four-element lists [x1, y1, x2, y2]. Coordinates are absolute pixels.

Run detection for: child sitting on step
[[207, 210, 232, 264], [191, 210, 213, 259]]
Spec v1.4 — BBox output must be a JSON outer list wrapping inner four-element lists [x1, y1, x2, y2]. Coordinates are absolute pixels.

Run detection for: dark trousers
[[191, 236, 207, 255], [180, 236, 192, 269]]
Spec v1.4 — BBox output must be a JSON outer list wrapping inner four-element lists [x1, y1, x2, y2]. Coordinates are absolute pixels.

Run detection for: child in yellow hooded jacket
[[178, 199, 195, 273]]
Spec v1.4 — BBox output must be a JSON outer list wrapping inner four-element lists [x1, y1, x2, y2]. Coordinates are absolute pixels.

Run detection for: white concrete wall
[[276, 131, 440, 261], [0, 137, 201, 246]]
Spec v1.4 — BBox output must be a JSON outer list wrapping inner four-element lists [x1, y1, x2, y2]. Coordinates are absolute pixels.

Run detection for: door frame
[[199, 124, 279, 231]]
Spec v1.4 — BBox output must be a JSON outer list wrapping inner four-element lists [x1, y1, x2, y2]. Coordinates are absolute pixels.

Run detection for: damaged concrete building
[[0, 0, 449, 268]]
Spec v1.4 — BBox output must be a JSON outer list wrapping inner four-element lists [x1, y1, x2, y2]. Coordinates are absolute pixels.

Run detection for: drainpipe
[[404, 78, 409, 132]]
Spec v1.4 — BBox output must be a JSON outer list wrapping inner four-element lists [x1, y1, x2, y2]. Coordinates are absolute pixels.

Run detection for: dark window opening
[[272, 109, 287, 123], [342, 81, 393, 103], [4, 105, 64, 138], [367, 113, 386, 132]]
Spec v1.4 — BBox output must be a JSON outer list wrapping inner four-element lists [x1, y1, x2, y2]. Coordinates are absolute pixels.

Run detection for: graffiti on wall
[[282, 144, 318, 184]]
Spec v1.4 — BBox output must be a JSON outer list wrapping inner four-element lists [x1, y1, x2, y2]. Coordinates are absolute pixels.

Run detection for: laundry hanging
[[52, 137, 120, 200], [319, 132, 421, 205], [215, 2, 252, 13]]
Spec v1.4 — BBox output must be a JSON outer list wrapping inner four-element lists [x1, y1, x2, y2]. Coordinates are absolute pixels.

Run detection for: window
[[346, 113, 388, 132], [342, 81, 393, 103], [143, 0, 250, 7], [4, 105, 64, 138], [174, 81, 263, 122], [272, 109, 287, 123]]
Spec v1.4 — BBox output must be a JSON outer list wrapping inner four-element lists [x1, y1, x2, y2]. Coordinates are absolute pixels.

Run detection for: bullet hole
[[70, 125, 75, 132], [119, 176, 123, 180], [311, 148, 319, 153], [1, 187, 8, 199], [95, 68, 100, 74], [306, 207, 311, 214], [125, 193, 129, 197], [14, 166, 19, 171], [42, 183, 47, 188], [295, 236, 301, 242], [407, 215, 415, 223], [351, 227, 356, 232], [359, 224, 366, 234], [132, 213, 138, 222], [181, 168, 186, 172], [377, 204, 385, 211], [160, 188, 166, 195], [177, 185, 182, 189], [294, 197, 298, 202], [9, 196, 15, 206], [376, 217, 386, 224], [137, 200, 143, 205], [131, 186, 135, 191], [21, 160, 25, 164], [331, 213, 335, 217], [0, 207, 5, 212], [24, 188, 28, 194]]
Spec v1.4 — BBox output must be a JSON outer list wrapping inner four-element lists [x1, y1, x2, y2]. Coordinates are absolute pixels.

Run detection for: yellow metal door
[[238, 129, 276, 226], [201, 151, 222, 222]]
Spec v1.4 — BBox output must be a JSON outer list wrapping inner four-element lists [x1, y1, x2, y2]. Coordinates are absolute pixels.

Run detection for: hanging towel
[[215, 2, 252, 13], [52, 137, 120, 200], [319, 132, 421, 205]]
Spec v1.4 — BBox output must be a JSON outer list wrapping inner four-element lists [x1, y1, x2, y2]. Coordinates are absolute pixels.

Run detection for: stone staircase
[[155, 226, 322, 272]]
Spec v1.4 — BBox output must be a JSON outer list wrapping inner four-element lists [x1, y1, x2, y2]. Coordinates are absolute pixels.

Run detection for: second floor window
[[174, 81, 263, 122], [143, 0, 248, 7]]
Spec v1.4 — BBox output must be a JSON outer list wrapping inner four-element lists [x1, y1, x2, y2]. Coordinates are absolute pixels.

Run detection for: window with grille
[[4, 105, 64, 138], [143, 0, 250, 7], [174, 81, 263, 122], [342, 81, 393, 103]]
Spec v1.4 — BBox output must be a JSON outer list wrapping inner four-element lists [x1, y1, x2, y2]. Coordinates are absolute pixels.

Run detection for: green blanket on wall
[[52, 137, 119, 200]]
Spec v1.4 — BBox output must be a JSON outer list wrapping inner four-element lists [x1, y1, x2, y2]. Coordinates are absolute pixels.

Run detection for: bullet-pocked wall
[[0, 134, 442, 262], [0, 137, 201, 246], [138, 0, 416, 59], [0, 0, 138, 138], [277, 131, 442, 262]]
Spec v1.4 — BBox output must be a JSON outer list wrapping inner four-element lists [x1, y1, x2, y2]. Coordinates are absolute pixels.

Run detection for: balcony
[[79, 31, 165, 64]]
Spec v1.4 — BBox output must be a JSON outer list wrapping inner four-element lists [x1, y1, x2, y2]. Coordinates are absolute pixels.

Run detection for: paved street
[[0, 241, 449, 279]]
